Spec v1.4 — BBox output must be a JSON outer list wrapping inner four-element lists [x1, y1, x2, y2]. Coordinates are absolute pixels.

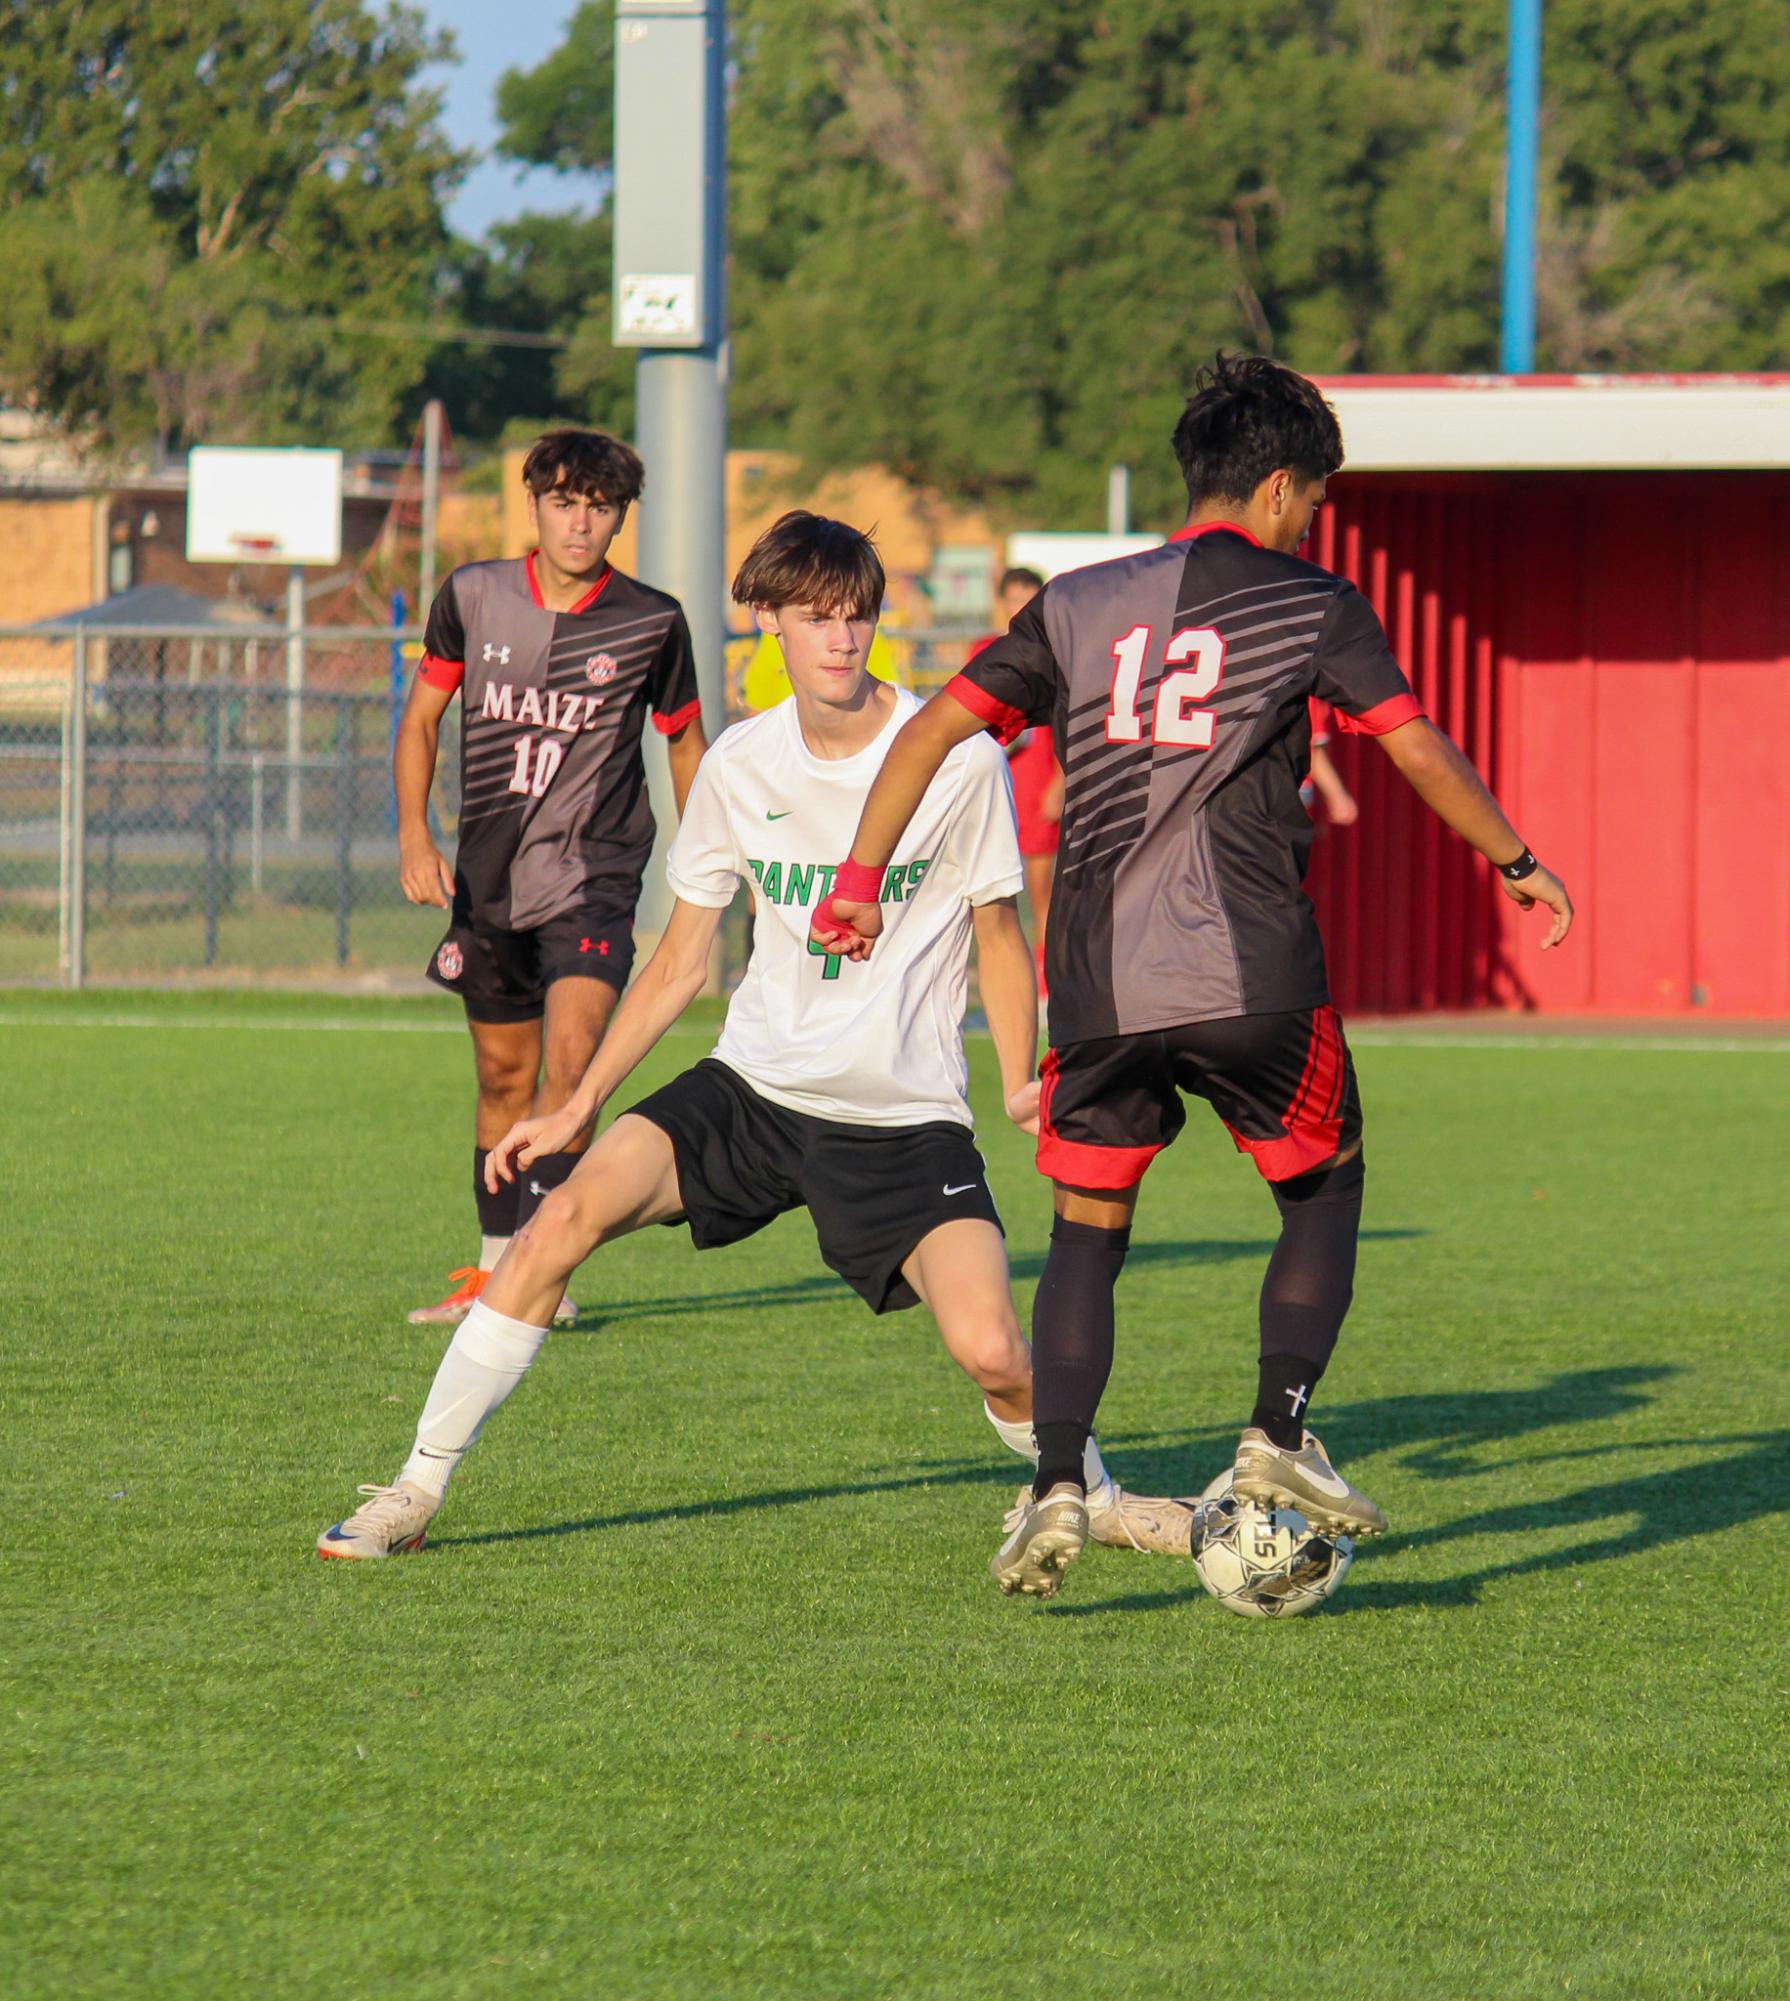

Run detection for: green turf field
[[5, 991, 1787, 1999]]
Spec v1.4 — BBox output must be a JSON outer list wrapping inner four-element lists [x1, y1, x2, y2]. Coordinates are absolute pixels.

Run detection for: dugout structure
[[1306, 375, 1790, 1018]]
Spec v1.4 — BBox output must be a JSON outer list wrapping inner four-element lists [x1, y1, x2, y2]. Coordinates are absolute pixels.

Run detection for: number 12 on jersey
[[1105, 625, 1226, 748]]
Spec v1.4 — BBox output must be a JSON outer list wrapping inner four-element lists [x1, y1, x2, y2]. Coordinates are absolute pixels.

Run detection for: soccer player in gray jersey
[[394, 430, 707, 1327], [815, 355, 1574, 1599]]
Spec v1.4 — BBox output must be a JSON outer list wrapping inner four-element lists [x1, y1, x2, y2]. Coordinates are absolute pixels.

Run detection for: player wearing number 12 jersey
[[321, 512, 1194, 1562], [816, 355, 1575, 1599], [394, 430, 706, 1328]]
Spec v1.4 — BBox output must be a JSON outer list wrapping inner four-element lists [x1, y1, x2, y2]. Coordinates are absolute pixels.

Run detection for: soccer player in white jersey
[[319, 512, 1192, 1561]]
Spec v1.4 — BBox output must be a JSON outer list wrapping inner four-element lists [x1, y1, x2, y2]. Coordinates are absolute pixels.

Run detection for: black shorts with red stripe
[[1036, 1005, 1361, 1190]]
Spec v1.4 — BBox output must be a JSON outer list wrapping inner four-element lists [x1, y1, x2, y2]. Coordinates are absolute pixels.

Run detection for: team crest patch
[[435, 941, 464, 980], [585, 653, 619, 685]]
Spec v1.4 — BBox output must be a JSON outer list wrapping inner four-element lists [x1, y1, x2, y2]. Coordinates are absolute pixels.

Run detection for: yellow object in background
[[737, 628, 904, 711]]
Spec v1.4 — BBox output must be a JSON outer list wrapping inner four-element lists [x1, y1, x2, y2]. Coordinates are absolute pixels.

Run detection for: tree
[[0, 0, 465, 449], [483, 0, 1790, 523]]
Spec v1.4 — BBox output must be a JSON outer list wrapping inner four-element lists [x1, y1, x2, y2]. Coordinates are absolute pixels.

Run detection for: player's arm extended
[[486, 898, 723, 1183], [812, 692, 989, 956], [665, 714, 708, 816], [971, 897, 1042, 1134], [1375, 718, 1574, 948], [393, 676, 457, 907]]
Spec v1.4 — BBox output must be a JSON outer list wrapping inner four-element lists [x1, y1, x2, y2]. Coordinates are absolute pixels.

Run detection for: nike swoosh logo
[[943, 1181, 979, 1196], [528, 1181, 547, 1196], [766, 810, 792, 820], [1290, 1460, 1351, 1498]]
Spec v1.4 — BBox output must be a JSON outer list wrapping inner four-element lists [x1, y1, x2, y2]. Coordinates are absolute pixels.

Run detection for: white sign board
[[186, 447, 344, 566], [617, 274, 700, 342], [1006, 531, 1164, 581]]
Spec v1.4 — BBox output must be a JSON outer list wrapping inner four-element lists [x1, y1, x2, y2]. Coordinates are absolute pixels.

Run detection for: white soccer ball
[[1192, 1466, 1353, 1619]]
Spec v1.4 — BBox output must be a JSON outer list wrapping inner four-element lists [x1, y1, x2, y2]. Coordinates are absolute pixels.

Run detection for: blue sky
[[418, 0, 601, 238]]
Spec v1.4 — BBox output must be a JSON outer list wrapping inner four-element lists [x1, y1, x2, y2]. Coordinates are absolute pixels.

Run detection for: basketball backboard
[[186, 447, 344, 566]]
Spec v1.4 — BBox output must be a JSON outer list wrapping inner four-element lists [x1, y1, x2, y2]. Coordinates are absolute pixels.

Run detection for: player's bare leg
[[484, 1113, 683, 1327], [409, 1017, 540, 1325], [502, 975, 624, 1320], [320, 1116, 684, 1559]]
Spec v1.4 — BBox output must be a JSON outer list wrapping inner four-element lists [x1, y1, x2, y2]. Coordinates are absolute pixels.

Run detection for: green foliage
[[0, 0, 464, 448], [483, 0, 1790, 523], [4, 991, 1790, 1996]]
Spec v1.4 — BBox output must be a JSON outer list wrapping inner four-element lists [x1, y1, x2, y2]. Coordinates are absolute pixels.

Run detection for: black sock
[[515, 1149, 580, 1229], [1030, 1217, 1131, 1498], [1252, 1152, 1364, 1446], [1252, 1353, 1320, 1449], [473, 1146, 520, 1247]]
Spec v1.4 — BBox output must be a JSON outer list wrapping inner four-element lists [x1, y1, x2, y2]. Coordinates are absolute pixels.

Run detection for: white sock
[[479, 1233, 511, 1272], [982, 1403, 1115, 1511], [984, 1402, 1036, 1463], [400, 1300, 550, 1499]]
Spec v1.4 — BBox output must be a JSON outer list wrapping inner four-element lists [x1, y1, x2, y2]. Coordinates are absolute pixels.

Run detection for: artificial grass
[[4, 994, 1786, 1998]]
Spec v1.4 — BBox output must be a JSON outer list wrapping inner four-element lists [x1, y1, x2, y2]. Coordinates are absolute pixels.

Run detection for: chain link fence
[[0, 619, 979, 988]]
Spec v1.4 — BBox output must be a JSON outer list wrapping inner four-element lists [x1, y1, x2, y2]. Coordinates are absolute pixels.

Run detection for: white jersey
[[666, 688, 1023, 1126]]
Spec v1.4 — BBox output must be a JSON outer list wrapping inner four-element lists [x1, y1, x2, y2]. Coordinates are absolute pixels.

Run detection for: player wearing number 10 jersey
[[816, 355, 1575, 1599], [394, 431, 706, 1328]]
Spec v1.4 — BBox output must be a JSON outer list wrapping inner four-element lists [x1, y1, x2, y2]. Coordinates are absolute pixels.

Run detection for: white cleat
[[316, 1480, 439, 1560]]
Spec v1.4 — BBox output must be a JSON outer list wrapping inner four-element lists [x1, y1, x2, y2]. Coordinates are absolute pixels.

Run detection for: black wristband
[[1498, 847, 1540, 882]]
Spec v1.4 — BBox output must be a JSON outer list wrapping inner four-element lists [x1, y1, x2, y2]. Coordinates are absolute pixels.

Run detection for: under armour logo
[[578, 937, 611, 955], [1285, 1382, 1310, 1417], [482, 642, 511, 665]]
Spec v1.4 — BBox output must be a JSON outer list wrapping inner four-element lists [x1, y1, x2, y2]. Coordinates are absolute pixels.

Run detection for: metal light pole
[[1501, 0, 1542, 373], [614, 0, 728, 934]]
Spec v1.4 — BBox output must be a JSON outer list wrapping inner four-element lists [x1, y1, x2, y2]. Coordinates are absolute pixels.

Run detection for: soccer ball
[[1192, 1466, 1353, 1619]]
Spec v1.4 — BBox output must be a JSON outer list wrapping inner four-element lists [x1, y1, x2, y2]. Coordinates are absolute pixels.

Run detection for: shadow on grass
[[439, 1364, 1779, 1621], [557, 1227, 1422, 1330]]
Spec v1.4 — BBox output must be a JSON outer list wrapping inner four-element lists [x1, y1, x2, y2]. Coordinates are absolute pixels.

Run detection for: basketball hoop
[[227, 532, 285, 560]]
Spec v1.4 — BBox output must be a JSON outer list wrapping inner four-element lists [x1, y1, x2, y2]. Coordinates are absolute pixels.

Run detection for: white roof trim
[[1317, 378, 1790, 472]]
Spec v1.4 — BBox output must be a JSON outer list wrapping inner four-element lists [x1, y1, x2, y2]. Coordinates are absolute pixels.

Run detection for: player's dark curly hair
[[732, 511, 885, 619], [521, 429, 645, 508], [1172, 354, 1344, 506]]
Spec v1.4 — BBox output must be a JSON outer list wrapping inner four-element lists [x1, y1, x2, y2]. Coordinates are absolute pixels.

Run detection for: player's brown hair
[[521, 429, 646, 508], [731, 511, 884, 618], [1172, 353, 1343, 505], [998, 565, 1045, 594]]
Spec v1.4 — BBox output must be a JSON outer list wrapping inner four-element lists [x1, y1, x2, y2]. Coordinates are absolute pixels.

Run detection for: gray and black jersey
[[419, 553, 700, 932], [949, 523, 1422, 1043]]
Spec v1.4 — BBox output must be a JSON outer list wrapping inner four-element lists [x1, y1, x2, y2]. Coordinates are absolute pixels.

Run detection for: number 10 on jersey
[[508, 734, 564, 797], [1105, 625, 1226, 747]]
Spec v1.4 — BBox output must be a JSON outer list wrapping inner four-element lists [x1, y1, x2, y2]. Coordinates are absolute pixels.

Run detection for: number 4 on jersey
[[806, 934, 844, 980], [1105, 625, 1226, 747]]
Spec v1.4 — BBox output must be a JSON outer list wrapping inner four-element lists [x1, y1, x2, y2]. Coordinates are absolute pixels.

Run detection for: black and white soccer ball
[[1192, 1466, 1353, 1619]]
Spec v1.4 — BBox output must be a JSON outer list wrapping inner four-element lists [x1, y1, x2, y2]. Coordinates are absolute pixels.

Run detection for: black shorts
[[626, 1059, 1003, 1314], [1037, 1005, 1362, 1190], [426, 874, 639, 1024]]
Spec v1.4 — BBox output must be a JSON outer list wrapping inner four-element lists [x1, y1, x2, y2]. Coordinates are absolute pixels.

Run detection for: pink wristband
[[832, 856, 886, 904]]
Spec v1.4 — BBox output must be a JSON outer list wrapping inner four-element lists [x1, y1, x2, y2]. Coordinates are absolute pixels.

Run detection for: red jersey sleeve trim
[[652, 696, 702, 737], [1333, 692, 1425, 736], [945, 671, 1029, 747], [418, 653, 465, 691]]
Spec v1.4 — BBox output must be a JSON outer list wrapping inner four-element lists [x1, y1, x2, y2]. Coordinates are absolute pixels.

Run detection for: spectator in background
[[970, 567, 1058, 984], [1305, 698, 1360, 825]]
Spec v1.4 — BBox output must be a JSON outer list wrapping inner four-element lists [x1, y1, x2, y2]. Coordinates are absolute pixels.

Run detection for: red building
[[1307, 376, 1790, 1018]]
